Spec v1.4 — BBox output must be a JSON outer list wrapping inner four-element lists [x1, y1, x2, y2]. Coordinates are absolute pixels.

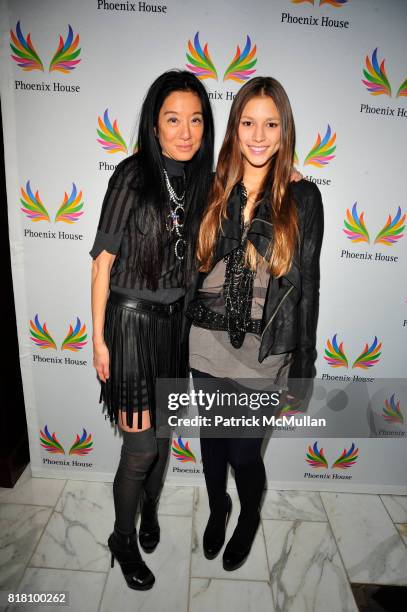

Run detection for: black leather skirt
[[100, 290, 186, 429]]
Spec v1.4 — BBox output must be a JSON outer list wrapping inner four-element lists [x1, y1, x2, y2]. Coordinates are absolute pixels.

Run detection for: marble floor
[[1, 466, 407, 612]]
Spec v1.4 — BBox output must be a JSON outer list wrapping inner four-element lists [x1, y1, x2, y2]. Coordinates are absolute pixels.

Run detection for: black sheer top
[[90, 154, 187, 303]]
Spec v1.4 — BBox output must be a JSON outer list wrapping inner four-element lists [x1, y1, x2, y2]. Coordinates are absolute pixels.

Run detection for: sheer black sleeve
[[89, 161, 136, 259]]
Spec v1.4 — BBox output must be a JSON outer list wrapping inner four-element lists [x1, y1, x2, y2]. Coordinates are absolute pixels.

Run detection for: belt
[[186, 299, 262, 335], [109, 291, 184, 315]]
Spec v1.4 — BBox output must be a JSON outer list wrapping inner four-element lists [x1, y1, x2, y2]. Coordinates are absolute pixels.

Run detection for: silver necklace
[[163, 169, 186, 260]]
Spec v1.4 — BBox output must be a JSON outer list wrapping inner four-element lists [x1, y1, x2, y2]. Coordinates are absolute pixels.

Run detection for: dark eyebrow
[[241, 114, 280, 121], [163, 110, 203, 115]]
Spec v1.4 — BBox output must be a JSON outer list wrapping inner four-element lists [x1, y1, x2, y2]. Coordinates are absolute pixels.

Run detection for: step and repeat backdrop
[[1, 0, 406, 492]]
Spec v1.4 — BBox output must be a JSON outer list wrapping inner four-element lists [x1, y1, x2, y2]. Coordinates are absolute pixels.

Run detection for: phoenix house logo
[[40, 425, 93, 455], [324, 335, 382, 369], [294, 125, 336, 168], [97, 109, 129, 154], [292, 0, 348, 5], [30, 315, 87, 351], [362, 49, 407, 98], [20, 181, 84, 224], [343, 204, 405, 246], [306, 441, 358, 469], [382, 394, 404, 425], [171, 437, 196, 462], [10, 22, 81, 73], [186, 32, 257, 83]]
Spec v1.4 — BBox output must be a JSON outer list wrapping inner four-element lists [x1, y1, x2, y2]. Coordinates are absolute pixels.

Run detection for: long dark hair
[[198, 76, 298, 277], [131, 70, 214, 289]]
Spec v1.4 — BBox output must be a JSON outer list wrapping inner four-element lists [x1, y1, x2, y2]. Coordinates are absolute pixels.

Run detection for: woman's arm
[[91, 251, 116, 382], [288, 184, 324, 397]]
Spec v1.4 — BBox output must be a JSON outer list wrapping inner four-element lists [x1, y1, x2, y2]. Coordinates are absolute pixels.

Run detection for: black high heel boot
[[139, 495, 160, 553], [203, 493, 232, 560], [108, 529, 155, 590], [222, 511, 260, 571]]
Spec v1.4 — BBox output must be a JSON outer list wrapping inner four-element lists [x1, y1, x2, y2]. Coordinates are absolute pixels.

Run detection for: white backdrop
[[1, 0, 406, 493]]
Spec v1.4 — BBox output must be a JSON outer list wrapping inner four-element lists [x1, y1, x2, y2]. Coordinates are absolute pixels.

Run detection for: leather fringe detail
[[100, 295, 184, 429]]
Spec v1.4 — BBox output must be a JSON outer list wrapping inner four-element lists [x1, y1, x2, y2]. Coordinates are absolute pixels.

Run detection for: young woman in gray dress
[[188, 76, 323, 571]]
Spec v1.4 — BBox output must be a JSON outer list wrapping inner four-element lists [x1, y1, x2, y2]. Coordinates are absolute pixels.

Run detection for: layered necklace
[[223, 183, 256, 349], [163, 169, 186, 260]]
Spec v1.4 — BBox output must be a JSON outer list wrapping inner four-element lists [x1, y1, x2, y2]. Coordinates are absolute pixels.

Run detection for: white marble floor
[[1, 466, 407, 612]]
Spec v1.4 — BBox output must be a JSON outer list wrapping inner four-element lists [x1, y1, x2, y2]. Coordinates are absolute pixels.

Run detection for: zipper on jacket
[[260, 285, 295, 341]]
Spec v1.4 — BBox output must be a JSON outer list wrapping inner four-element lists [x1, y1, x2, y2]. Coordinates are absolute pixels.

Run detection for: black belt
[[186, 299, 262, 335], [109, 291, 184, 315]]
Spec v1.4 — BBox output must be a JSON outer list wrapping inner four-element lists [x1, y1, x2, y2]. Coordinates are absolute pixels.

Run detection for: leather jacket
[[186, 179, 324, 397]]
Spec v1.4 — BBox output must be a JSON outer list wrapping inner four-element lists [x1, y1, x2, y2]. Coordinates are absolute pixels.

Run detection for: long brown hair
[[197, 76, 298, 276]]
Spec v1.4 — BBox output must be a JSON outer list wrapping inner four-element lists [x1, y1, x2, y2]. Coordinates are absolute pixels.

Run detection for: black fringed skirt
[[100, 290, 186, 429]]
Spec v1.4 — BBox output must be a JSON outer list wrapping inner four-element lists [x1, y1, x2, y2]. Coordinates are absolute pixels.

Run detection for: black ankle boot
[[108, 529, 155, 590], [203, 493, 232, 560], [222, 511, 260, 571], [139, 495, 160, 553]]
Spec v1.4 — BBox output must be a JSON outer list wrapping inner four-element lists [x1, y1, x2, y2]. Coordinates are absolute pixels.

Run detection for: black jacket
[[189, 179, 324, 397]]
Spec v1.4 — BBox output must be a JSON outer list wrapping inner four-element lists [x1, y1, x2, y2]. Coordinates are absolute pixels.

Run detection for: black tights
[[112, 426, 170, 535], [200, 436, 266, 518], [192, 370, 266, 518]]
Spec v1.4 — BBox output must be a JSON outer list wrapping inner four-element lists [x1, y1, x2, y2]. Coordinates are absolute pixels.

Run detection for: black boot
[[139, 494, 160, 553], [139, 438, 170, 553], [222, 511, 260, 571], [108, 529, 155, 590], [203, 493, 232, 559]]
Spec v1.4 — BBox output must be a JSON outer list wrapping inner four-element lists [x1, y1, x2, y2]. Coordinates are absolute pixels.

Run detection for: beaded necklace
[[223, 183, 256, 348], [163, 168, 186, 261]]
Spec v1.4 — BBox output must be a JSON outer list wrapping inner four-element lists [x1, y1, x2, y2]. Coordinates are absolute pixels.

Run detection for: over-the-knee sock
[[113, 428, 157, 535], [228, 438, 265, 518], [200, 437, 229, 514], [143, 437, 170, 501]]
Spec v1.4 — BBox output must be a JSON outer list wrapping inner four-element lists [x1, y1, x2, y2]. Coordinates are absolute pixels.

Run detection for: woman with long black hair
[[90, 70, 214, 590], [188, 76, 323, 571]]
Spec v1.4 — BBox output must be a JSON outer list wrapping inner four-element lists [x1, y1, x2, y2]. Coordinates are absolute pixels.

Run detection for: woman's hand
[[290, 168, 303, 182], [93, 340, 110, 383]]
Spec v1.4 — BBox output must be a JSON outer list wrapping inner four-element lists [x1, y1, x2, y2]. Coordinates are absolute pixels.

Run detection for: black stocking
[[112, 428, 157, 535]]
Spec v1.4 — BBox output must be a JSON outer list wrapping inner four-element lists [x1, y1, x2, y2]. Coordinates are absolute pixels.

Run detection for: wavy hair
[[197, 76, 298, 276]]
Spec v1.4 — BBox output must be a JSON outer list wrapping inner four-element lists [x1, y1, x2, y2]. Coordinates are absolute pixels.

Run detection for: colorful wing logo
[[30, 315, 57, 350], [305, 441, 328, 468], [319, 0, 348, 6], [49, 25, 81, 73], [69, 429, 93, 455], [304, 125, 336, 167], [362, 48, 392, 97], [20, 181, 50, 222], [343, 203, 370, 244], [352, 336, 382, 369], [324, 334, 348, 368], [10, 21, 44, 72], [40, 425, 65, 454], [397, 78, 407, 98], [61, 318, 88, 352], [383, 394, 404, 425], [186, 32, 217, 80], [223, 35, 257, 83], [185, 33, 257, 84], [374, 207, 405, 246], [55, 184, 84, 224], [97, 109, 128, 154], [331, 443, 358, 469], [292, 0, 349, 4], [171, 437, 196, 462]]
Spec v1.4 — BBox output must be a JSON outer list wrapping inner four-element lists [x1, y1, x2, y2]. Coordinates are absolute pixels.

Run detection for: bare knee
[[118, 409, 151, 432]]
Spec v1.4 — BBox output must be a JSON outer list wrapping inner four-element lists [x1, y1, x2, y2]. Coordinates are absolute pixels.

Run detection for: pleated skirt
[[100, 290, 186, 429]]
